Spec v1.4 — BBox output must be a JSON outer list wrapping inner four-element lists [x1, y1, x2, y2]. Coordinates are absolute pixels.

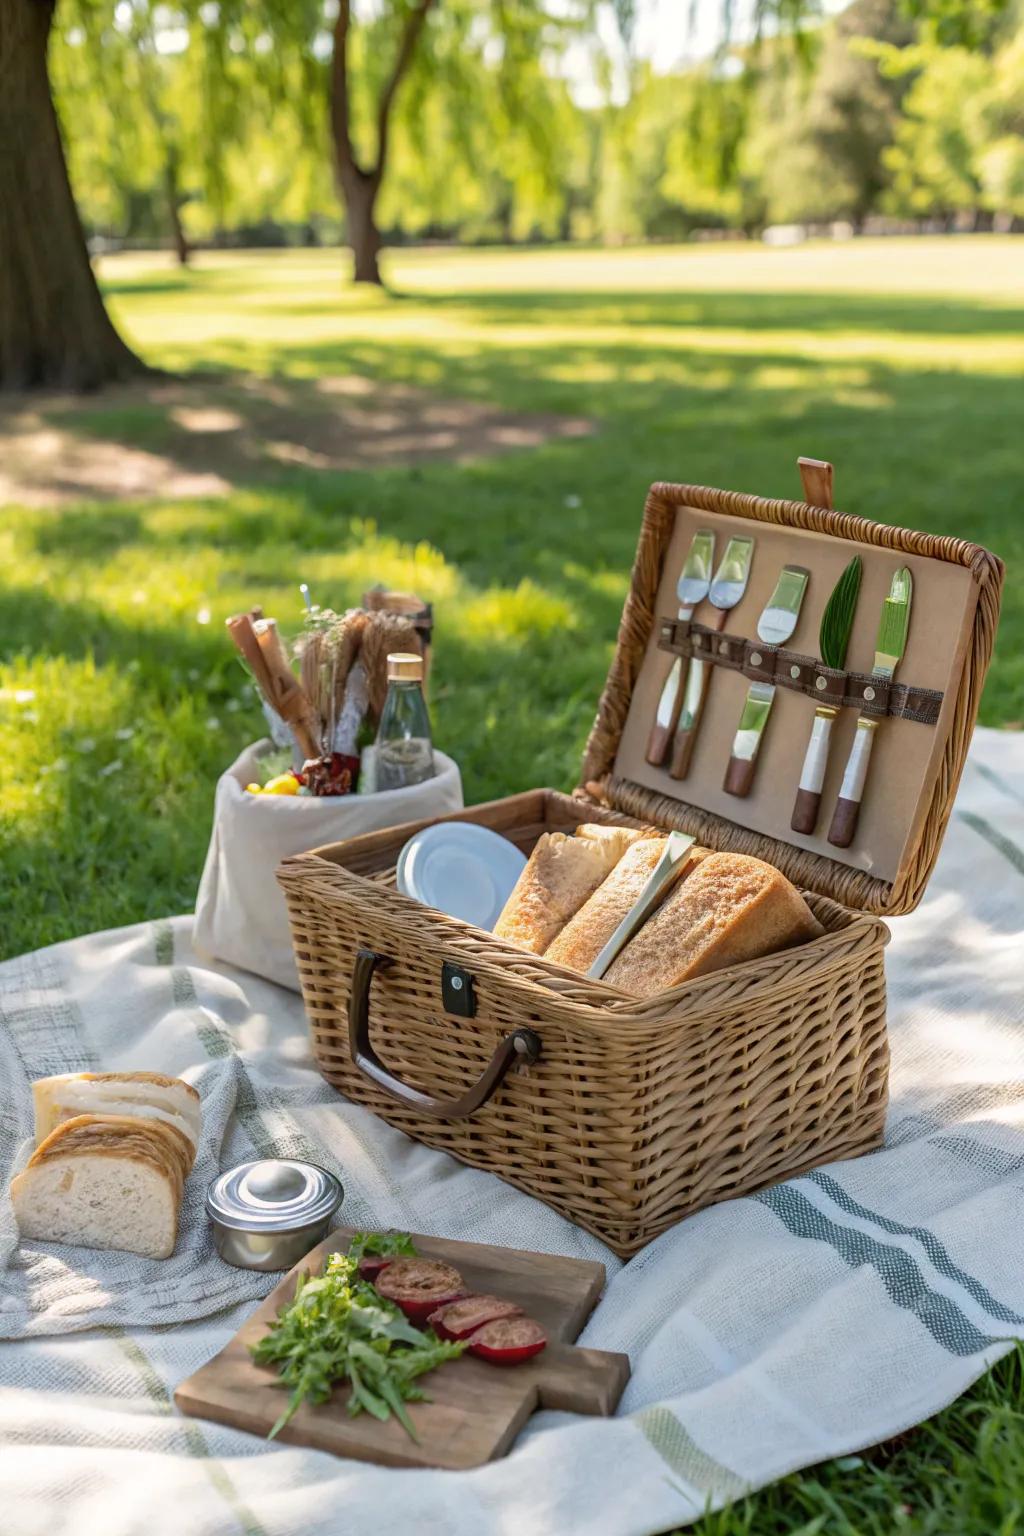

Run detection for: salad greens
[[251, 1234, 462, 1440], [346, 1229, 418, 1265]]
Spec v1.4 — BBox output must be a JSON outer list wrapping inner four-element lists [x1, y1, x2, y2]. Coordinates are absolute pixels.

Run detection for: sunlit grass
[[1, 238, 1024, 1534], [3, 237, 1022, 948]]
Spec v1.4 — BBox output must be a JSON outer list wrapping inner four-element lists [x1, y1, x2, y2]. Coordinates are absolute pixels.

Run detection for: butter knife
[[724, 565, 810, 798], [669, 534, 755, 780], [647, 530, 716, 765], [791, 556, 863, 835], [587, 831, 696, 980], [827, 566, 913, 849]]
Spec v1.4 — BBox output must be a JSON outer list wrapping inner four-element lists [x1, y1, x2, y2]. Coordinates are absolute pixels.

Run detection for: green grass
[[1, 238, 1023, 1532]]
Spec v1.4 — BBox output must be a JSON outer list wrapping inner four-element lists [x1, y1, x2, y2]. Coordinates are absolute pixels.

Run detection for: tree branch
[[330, 0, 361, 181], [373, 0, 438, 178]]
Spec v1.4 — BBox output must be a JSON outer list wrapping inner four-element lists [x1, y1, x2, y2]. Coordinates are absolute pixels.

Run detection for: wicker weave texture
[[580, 481, 1004, 916], [280, 793, 891, 1257]]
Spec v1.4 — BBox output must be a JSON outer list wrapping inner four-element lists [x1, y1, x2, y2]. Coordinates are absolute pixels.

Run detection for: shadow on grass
[[276, 287, 1024, 339], [8, 287, 1024, 737]]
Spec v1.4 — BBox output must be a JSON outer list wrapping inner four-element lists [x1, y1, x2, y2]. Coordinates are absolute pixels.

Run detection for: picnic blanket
[[1, 725, 1023, 1536]]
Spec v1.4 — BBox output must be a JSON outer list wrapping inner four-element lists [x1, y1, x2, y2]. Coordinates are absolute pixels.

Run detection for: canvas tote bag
[[194, 739, 463, 989]]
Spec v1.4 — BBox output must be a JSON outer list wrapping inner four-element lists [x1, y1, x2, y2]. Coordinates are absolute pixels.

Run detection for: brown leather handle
[[723, 754, 757, 798], [791, 787, 821, 835], [348, 948, 541, 1120]]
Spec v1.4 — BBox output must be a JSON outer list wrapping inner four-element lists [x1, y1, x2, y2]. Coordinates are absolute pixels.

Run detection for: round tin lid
[[207, 1159, 342, 1233]]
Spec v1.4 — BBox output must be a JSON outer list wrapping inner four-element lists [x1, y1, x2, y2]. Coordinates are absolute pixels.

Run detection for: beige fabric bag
[[193, 739, 463, 989]]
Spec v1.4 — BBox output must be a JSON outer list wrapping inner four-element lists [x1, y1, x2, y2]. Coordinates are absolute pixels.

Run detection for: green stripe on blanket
[[634, 1405, 747, 1501], [808, 1170, 1024, 1327], [755, 1184, 1005, 1356]]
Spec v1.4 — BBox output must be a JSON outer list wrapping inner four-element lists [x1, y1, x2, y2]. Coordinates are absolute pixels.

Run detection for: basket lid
[[578, 460, 1003, 917]]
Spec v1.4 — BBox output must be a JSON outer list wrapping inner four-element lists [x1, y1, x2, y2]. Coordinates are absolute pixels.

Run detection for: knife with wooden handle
[[790, 556, 862, 835], [723, 564, 809, 798], [827, 566, 913, 849], [669, 535, 755, 780], [646, 530, 715, 766]]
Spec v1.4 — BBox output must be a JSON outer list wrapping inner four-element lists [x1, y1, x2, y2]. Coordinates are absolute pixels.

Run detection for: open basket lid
[[578, 460, 1004, 917]]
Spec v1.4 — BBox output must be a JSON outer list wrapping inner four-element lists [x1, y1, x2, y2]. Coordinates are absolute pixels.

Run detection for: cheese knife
[[827, 566, 913, 849], [646, 529, 716, 766], [587, 830, 697, 980], [723, 564, 810, 798], [669, 534, 755, 780], [791, 556, 863, 835]]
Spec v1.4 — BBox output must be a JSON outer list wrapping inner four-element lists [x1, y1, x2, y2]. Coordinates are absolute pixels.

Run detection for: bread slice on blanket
[[604, 852, 824, 997], [493, 824, 647, 955], [33, 1112, 195, 1183], [10, 1116, 184, 1259], [32, 1071, 201, 1157]]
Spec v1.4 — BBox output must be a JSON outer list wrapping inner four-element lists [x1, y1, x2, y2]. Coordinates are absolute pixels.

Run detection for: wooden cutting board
[[174, 1226, 630, 1470]]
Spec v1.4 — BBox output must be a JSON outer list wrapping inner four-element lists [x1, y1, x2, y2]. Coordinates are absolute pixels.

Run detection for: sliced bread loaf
[[604, 852, 824, 997], [493, 825, 645, 954], [32, 1071, 201, 1154], [11, 1117, 183, 1259], [545, 837, 670, 973]]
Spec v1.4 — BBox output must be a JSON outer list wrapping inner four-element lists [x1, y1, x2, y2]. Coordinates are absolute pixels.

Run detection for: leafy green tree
[[880, 43, 993, 218]]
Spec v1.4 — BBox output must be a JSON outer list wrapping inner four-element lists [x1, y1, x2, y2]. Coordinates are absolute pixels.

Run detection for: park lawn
[[1, 236, 1023, 1534]]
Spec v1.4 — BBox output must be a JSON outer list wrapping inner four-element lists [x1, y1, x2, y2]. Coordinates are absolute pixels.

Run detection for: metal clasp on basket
[[442, 961, 477, 1018]]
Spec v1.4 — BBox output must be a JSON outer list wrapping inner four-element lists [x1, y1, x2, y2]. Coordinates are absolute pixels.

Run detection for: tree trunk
[[0, 0, 146, 390], [343, 171, 382, 285], [329, 0, 435, 287], [164, 154, 190, 267]]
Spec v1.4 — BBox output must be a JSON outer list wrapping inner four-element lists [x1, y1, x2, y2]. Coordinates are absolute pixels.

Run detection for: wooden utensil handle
[[348, 949, 541, 1119], [827, 715, 878, 849], [647, 656, 687, 766], [723, 754, 757, 797], [791, 706, 837, 836], [668, 608, 729, 779], [791, 789, 821, 836]]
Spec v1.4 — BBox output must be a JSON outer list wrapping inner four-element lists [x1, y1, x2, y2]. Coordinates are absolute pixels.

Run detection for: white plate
[[396, 822, 527, 930]]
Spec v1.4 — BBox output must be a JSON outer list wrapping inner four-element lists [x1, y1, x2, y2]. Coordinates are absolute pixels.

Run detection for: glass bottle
[[374, 652, 435, 791]]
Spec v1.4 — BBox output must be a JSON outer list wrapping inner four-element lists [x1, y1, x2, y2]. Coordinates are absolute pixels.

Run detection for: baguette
[[493, 824, 646, 955], [604, 852, 823, 997]]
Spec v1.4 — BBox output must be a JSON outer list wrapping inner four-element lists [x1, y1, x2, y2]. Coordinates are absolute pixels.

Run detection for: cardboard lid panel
[[579, 470, 1004, 917]]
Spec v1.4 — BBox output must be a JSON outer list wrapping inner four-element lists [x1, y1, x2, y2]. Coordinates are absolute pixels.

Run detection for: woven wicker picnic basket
[[278, 467, 1003, 1257]]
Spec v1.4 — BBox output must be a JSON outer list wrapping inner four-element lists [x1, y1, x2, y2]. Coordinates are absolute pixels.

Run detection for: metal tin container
[[207, 1158, 343, 1271]]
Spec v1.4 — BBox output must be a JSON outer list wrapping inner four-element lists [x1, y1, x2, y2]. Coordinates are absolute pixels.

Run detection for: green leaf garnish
[[251, 1234, 461, 1441]]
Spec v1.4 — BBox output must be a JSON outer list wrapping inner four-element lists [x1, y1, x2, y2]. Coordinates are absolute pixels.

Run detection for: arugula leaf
[[251, 1244, 462, 1441], [346, 1230, 418, 1264]]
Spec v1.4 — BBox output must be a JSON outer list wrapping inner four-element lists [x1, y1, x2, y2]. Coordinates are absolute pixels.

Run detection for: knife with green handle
[[669, 534, 755, 780], [790, 556, 862, 835], [646, 529, 716, 766], [827, 566, 913, 850], [723, 564, 810, 798]]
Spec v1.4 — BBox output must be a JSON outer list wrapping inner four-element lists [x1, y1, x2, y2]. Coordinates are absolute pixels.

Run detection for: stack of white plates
[[396, 822, 527, 930]]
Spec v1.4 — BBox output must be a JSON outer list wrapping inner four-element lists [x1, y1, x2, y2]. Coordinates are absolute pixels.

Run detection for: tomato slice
[[467, 1316, 547, 1365], [428, 1294, 524, 1341], [358, 1255, 393, 1281], [374, 1257, 465, 1325]]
